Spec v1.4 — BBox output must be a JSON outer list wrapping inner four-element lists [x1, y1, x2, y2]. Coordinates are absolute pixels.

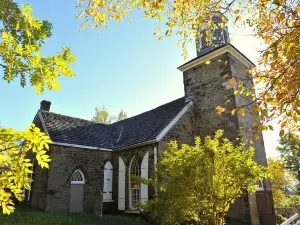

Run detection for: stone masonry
[[112, 145, 155, 210], [24, 42, 275, 224], [26, 145, 111, 212], [181, 50, 275, 224], [183, 53, 239, 140], [159, 105, 196, 153]]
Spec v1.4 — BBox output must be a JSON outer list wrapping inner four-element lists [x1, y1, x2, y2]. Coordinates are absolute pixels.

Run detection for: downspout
[[153, 144, 158, 196], [154, 145, 158, 167]]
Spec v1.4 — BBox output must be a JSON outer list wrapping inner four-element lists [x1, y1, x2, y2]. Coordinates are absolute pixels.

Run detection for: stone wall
[[159, 105, 196, 153], [183, 53, 240, 141], [31, 144, 112, 212], [24, 117, 48, 209], [181, 50, 275, 224], [112, 145, 155, 210], [182, 52, 251, 223], [24, 154, 48, 210], [230, 54, 269, 169], [229, 54, 275, 224]]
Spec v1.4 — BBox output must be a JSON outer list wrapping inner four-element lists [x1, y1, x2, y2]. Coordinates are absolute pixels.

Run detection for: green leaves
[[267, 158, 293, 207], [91, 106, 128, 124], [140, 130, 267, 225], [0, 0, 76, 94], [0, 124, 52, 214], [277, 132, 300, 185]]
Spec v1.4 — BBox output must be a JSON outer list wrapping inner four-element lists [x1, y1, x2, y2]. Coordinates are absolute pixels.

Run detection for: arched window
[[257, 180, 264, 191], [103, 161, 113, 201], [200, 29, 210, 49], [71, 169, 85, 184], [129, 157, 141, 208]]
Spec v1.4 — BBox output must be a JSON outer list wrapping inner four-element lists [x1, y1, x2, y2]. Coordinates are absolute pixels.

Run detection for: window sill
[[125, 210, 140, 214], [103, 200, 114, 203], [256, 188, 264, 192]]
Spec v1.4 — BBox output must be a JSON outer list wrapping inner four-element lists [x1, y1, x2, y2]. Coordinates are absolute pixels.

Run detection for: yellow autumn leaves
[[0, 124, 52, 214], [77, 0, 300, 142], [140, 130, 267, 225], [215, 105, 245, 116], [0, 1, 59, 215], [77, 0, 231, 58], [0, 2, 76, 94]]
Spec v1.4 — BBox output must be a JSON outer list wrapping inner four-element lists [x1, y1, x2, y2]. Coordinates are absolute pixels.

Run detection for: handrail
[[281, 213, 299, 225]]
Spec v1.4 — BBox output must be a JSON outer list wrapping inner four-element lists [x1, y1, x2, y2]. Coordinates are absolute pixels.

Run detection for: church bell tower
[[178, 13, 276, 225]]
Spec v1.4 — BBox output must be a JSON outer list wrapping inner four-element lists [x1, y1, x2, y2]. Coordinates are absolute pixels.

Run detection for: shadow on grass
[[0, 205, 151, 225]]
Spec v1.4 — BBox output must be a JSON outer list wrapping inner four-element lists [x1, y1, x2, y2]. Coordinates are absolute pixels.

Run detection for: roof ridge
[[40, 97, 186, 128], [38, 96, 189, 149], [110, 96, 185, 125], [40, 109, 108, 125]]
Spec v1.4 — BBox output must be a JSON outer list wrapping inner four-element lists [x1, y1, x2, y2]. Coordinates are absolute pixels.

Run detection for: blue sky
[[0, 0, 280, 157]]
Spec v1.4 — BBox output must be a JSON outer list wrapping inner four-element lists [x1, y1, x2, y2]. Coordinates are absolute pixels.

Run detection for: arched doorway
[[69, 169, 85, 212]]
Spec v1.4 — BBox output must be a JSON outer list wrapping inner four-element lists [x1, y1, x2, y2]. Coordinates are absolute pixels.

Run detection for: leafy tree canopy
[[0, 0, 76, 214], [267, 158, 292, 207], [0, 125, 51, 214], [267, 158, 300, 223], [91, 106, 128, 124], [137, 130, 267, 225], [117, 109, 128, 121], [277, 132, 300, 182], [77, 0, 300, 142], [0, 0, 76, 94]]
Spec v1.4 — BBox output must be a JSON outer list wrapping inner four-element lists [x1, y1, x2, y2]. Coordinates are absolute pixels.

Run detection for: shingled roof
[[38, 97, 190, 150]]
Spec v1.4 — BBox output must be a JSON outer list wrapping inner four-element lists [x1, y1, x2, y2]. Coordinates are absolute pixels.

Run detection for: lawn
[[0, 206, 248, 225], [0, 206, 152, 225]]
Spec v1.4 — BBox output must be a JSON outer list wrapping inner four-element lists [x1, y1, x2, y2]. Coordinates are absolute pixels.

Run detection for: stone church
[[24, 14, 276, 225]]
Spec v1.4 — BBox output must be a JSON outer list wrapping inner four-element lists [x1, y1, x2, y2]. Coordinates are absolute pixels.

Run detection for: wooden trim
[[281, 213, 299, 225], [103, 200, 114, 203], [156, 101, 193, 142], [141, 151, 149, 204], [38, 110, 50, 136], [51, 142, 113, 152], [178, 45, 255, 72], [118, 157, 126, 210], [114, 139, 156, 151]]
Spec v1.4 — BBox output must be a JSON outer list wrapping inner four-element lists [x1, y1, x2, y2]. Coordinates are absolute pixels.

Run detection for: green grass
[[0, 206, 152, 225], [0, 206, 249, 225]]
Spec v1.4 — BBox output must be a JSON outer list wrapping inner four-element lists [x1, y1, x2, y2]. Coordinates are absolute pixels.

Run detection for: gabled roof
[[40, 110, 118, 149], [38, 97, 191, 150]]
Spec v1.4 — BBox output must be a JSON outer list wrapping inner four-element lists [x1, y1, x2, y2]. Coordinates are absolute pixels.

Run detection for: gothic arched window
[[129, 157, 141, 208], [71, 169, 85, 184]]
